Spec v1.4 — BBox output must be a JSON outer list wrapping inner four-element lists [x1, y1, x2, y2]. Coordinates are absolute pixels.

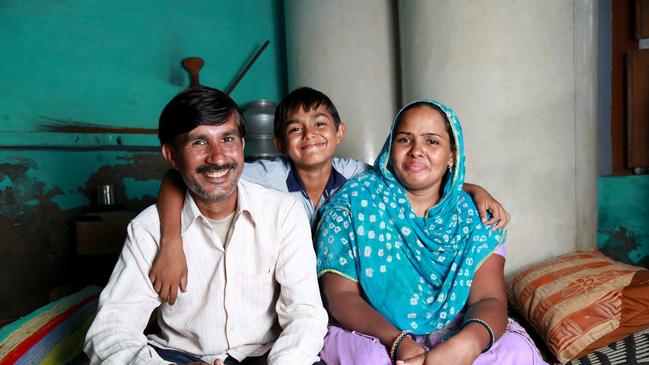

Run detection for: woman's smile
[[404, 161, 428, 171]]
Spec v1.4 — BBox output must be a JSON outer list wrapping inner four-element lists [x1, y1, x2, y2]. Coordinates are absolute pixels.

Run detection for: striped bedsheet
[[0, 286, 101, 365]]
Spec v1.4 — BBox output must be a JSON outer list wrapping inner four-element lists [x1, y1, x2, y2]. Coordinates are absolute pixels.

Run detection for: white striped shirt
[[84, 179, 328, 364]]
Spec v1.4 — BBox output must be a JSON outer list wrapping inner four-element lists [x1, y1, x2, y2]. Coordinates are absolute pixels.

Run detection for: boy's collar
[[286, 161, 347, 196]]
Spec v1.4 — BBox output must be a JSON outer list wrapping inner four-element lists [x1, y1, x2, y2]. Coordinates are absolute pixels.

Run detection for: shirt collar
[[181, 180, 255, 235], [285, 161, 348, 198]]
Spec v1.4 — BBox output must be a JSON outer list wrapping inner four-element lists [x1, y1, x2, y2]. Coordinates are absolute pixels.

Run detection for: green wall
[[598, 175, 649, 268], [0, 0, 286, 319]]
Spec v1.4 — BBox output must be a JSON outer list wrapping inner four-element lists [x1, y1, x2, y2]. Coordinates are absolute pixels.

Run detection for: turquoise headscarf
[[316, 100, 505, 334]]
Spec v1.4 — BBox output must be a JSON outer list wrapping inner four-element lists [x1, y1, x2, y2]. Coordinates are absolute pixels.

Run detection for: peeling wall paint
[[598, 175, 649, 268], [0, 0, 286, 320], [0, 151, 167, 319]]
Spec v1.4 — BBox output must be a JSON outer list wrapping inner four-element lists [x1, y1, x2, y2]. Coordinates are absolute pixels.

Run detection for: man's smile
[[203, 169, 230, 178], [196, 164, 237, 181]]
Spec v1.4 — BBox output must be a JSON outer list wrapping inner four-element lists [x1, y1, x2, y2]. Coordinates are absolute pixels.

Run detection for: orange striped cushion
[[507, 250, 649, 364]]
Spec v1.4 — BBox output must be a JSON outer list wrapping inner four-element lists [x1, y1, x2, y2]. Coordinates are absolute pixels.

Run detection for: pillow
[[507, 250, 649, 364], [0, 286, 101, 364]]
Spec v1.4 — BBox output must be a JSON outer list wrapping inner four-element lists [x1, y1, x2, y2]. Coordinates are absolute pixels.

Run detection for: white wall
[[284, 0, 399, 164], [285, 0, 598, 274], [399, 0, 598, 274]]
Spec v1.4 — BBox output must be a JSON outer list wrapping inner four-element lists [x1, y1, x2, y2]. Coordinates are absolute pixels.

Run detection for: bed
[[0, 286, 100, 365], [1, 250, 648, 364]]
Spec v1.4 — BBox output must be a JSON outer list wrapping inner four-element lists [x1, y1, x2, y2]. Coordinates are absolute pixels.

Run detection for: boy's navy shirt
[[242, 156, 369, 231]]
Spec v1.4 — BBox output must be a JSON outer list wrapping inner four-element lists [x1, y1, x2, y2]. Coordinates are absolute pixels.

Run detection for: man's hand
[[149, 236, 188, 304]]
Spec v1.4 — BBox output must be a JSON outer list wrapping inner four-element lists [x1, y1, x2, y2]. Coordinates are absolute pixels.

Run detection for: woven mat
[[565, 326, 649, 365]]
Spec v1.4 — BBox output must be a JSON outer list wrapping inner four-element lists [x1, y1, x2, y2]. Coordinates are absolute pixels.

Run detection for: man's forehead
[[190, 123, 238, 134], [175, 119, 241, 143]]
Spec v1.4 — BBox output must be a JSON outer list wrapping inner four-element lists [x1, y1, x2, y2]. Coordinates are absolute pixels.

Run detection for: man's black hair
[[158, 86, 246, 146]]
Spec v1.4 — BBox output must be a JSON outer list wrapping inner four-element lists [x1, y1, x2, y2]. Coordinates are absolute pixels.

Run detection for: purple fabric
[[494, 243, 506, 257], [320, 326, 391, 365], [320, 319, 548, 365]]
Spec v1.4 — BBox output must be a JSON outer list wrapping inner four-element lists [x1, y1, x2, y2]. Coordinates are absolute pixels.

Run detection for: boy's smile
[[275, 105, 345, 169], [300, 141, 325, 150]]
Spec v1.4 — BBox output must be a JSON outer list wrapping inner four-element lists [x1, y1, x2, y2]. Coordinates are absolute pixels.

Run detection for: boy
[[150, 87, 510, 303]]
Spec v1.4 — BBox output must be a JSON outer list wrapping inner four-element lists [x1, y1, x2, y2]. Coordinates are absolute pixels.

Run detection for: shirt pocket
[[230, 270, 277, 317]]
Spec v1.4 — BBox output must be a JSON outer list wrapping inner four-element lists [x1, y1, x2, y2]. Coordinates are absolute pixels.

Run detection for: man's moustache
[[196, 163, 237, 174]]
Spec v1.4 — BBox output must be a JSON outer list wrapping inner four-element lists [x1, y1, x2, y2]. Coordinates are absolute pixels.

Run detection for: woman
[[316, 100, 546, 364]]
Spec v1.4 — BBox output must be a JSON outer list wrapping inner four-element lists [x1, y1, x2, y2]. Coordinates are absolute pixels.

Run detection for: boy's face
[[274, 105, 345, 169]]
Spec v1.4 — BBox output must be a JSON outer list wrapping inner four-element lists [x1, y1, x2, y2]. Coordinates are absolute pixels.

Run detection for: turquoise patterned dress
[[316, 100, 505, 335]]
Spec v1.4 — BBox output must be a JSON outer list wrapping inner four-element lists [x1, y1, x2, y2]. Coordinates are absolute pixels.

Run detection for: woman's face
[[391, 105, 454, 199]]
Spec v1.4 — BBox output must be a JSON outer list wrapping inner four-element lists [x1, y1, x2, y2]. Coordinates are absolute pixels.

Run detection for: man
[[84, 87, 328, 365]]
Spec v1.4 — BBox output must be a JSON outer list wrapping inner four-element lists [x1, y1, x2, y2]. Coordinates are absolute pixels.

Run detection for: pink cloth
[[494, 243, 506, 257], [320, 319, 548, 365]]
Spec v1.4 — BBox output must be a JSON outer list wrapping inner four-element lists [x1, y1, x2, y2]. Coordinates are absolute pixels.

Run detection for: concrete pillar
[[398, 0, 598, 273], [284, 0, 398, 163], [574, 0, 599, 250]]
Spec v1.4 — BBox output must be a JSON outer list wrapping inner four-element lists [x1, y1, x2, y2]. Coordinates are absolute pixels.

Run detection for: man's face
[[274, 105, 345, 170], [163, 116, 245, 207]]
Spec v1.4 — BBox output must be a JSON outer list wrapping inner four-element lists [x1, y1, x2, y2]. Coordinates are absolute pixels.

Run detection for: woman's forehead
[[395, 106, 449, 133]]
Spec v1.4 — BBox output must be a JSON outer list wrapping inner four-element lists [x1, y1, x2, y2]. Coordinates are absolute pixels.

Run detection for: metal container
[[97, 184, 115, 206], [242, 99, 279, 159]]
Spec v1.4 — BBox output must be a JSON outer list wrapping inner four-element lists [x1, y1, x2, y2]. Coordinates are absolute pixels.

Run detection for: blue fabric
[[242, 156, 369, 230], [151, 345, 286, 365], [151, 344, 204, 364], [316, 100, 505, 335], [285, 160, 349, 195]]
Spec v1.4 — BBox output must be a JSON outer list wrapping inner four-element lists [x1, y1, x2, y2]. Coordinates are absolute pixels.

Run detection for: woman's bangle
[[462, 318, 494, 353], [389, 330, 412, 363]]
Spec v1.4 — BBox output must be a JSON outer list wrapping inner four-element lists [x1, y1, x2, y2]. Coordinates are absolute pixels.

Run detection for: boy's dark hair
[[158, 86, 246, 146], [273, 87, 341, 141]]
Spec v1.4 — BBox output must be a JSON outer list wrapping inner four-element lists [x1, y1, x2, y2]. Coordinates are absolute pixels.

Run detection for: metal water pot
[[243, 99, 279, 159]]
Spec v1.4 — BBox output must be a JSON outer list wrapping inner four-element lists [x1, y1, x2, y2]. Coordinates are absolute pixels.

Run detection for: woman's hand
[[396, 336, 426, 362], [396, 336, 479, 365], [463, 183, 510, 230], [149, 235, 188, 304]]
